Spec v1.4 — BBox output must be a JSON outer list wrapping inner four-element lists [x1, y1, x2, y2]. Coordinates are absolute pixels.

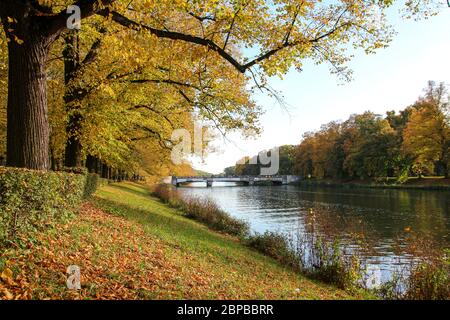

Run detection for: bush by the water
[[152, 183, 182, 207], [245, 232, 301, 271], [153, 184, 249, 237], [379, 239, 450, 300], [305, 238, 362, 291], [246, 231, 362, 291], [154, 184, 363, 290], [0, 167, 99, 245], [182, 197, 249, 237], [404, 252, 449, 300]]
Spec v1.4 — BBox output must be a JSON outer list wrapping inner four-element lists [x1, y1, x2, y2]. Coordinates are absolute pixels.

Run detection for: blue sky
[[194, 4, 450, 174]]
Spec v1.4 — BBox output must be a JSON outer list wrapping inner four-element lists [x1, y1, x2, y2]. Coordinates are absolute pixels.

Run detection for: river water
[[177, 183, 449, 286]]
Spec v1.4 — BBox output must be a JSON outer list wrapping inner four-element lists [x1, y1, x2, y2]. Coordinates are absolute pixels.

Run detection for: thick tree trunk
[[6, 37, 50, 170], [63, 31, 83, 168], [0, 1, 110, 170]]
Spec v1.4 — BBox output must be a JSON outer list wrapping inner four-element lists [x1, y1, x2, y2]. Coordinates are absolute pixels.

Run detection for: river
[[177, 183, 449, 286]]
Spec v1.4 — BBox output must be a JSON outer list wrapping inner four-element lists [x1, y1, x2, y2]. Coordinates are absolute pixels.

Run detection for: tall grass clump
[[182, 197, 249, 236], [404, 254, 449, 300], [152, 184, 249, 237], [245, 230, 363, 291], [300, 236, 363, 291], [152, 183, 183, 207], [245, 232, 301, 271], [379, 236, 449, 300]]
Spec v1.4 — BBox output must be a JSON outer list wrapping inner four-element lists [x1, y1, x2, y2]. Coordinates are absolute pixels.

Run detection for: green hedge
[[0, 167, 99, 245], [83, 172, 100, 199]]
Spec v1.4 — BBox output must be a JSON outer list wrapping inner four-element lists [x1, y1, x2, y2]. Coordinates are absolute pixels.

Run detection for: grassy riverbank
[[295, 177, 450, 190], [0, 182, 359, 300]]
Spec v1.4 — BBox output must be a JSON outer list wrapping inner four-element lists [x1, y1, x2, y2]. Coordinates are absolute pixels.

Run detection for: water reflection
[[178, 183, 449, 282]]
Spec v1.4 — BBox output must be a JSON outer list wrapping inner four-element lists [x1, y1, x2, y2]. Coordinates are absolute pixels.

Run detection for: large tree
[[343, 112, 397, 179], [0, 0, 115, 169], [0, 0, 439, 170], [403, 82, 450, 177]]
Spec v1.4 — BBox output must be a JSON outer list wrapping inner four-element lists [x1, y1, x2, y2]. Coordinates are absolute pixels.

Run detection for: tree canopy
[[294, 82, 450, 180], [0, 0, 444, 174]]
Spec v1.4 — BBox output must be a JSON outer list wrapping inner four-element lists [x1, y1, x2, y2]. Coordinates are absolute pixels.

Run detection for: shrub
[[404, 256, 449, 300], [246, 232, 300, 270], [0, 167, 97, 245], [181, 196, 249, 237], [152, 184, 249, 237], [83, 173, 100, 199], [307, 238, 362, 290], [62, 167, 99, 198], [380, 243, 450, 300], [152, 184, 182, 207]]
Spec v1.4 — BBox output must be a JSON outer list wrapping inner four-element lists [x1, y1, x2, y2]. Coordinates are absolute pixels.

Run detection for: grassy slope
[[0, 182, 357, 300]]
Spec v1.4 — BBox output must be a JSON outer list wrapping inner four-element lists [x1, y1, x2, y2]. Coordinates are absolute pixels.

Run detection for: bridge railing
[[173, 175, 298, 179]]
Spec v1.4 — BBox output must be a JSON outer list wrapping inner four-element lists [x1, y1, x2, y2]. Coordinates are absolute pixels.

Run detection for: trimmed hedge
[[0, 167, 99, 245], [83, 173, 100, 199]]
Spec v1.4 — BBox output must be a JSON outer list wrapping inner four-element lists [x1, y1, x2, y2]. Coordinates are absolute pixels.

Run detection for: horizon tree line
[[226, 82, 450, 180]]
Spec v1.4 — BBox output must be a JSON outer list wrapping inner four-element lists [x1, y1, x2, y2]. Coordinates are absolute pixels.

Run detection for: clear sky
[[193, 5, 450, 174]]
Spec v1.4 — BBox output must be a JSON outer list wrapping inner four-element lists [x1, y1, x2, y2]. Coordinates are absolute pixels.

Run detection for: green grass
[[1, 181, 366, 300], [92, 182, 363, 299]]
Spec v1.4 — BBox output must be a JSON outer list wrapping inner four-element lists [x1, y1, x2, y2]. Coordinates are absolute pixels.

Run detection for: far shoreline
[[292, 177, 450, 191]]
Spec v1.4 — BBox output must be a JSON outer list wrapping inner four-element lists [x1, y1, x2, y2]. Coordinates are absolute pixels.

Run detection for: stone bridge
[[171, 175, 300, 187]]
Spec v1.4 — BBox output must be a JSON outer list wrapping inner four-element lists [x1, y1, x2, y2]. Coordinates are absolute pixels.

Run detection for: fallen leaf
[[3, 288, 14, 300], [1, 268, 13, 282]]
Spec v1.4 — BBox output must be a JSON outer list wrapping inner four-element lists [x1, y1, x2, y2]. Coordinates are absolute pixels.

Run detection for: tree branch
[[45, 0, 116, 37], [98, 9, 351, 75], [97, 9, 247, 73]]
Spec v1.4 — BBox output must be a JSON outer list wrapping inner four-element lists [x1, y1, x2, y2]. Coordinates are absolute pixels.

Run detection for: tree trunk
[[63, 30, 83, 168], [86, 155, 96, 173], [6, 36, 50, 170], [64, 115, 83, 168], [50, 147, 57, 171], [0, 1, 111, 170], [443, 161, 448, 179], [101, 163, 109, 179]]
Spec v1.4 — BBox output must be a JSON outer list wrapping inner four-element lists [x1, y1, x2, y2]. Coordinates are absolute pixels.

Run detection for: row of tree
[[0, 1, 440, 178], [226, 82, 449, 180], [224, 145, 296, 176], [295, 82, 449, 180], [0, 1, 263, 177]]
